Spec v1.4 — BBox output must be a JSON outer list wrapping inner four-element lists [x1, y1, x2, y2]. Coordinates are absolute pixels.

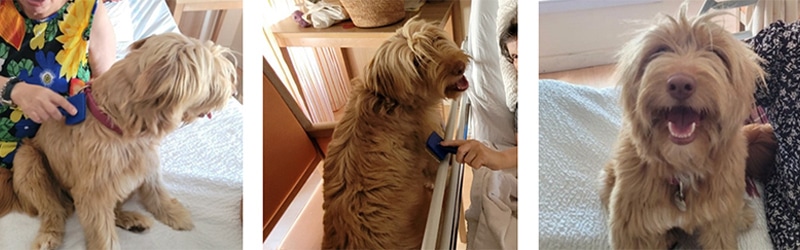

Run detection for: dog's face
[[363, 18, 470, 105], [614, 8, 764, 165], [121, 33, 237, 131]]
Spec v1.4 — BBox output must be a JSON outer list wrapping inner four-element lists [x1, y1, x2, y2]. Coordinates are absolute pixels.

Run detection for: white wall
[[179, 10, 243, 66], [539, 0, 706, 73], [217, 10, 244, 70], [179, 10, 244, 102]]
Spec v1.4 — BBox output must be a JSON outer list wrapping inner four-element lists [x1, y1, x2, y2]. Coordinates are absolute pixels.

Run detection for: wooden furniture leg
[[210, 10, 228, 42], [166, 0, 185, 25]]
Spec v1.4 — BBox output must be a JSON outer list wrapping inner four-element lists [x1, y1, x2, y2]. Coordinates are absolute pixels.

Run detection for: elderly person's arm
[[88, 0, 116, 77], [2, 76, 76, 123], [440, 139, 518, 170]]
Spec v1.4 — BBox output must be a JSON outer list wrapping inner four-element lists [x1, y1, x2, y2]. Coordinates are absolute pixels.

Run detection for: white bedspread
[[461, 0, 518, 249], [463, 0, 515, 150], [538, 79, 771, 249], [108, 0, 180, 61], [0, 0, 242, 249]]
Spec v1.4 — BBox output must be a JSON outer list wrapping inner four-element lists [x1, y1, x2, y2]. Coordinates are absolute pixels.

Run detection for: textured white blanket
[[538, 79, 771, 249]]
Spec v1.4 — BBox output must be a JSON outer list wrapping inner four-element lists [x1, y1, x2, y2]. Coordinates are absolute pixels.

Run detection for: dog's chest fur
[[31, 117, 160, 192], [612, 132, 749, 233]]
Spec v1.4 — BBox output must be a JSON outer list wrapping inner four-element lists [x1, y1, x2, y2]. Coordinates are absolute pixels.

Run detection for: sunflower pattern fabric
[[0, 0, 96, 169]]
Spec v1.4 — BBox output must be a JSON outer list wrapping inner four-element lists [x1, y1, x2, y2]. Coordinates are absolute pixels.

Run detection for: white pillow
[[104, 0, 134, 61]]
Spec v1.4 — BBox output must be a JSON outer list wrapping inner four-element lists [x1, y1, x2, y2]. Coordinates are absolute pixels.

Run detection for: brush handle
[[441, 145, 458, 154]]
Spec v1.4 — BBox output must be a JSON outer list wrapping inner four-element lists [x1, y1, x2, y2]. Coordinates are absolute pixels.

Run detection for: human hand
[[440, 139, 512, 170], [10, 83, 77, 123]]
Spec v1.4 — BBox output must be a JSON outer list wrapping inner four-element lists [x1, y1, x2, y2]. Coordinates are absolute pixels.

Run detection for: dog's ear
[[362, 35, 421, 103], [721, 34, 765, 118], [691, 10, 765, 121], [362, 18, 454, 103], [129, 35, 153, 51], [614, 32, 648, 119]]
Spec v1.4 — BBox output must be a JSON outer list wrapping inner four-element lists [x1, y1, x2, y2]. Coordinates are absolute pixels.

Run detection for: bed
[[434, 0, 517, 249], [537, 79, 772, 249], [0, 0, 244, 249]]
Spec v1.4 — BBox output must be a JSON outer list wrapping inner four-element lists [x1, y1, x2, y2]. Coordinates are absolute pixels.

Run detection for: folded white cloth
[[302, 0, 349, 29], [466, 167, 517, 250]]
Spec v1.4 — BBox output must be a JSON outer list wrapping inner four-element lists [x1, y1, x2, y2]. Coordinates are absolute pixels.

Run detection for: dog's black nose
[[667, 74, 695, 100]]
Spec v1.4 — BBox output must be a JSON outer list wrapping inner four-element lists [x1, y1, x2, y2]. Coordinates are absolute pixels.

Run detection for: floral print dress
[[0, 0, 95, 168]]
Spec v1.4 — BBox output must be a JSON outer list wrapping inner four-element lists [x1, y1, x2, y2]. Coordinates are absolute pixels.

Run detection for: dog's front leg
[[115, 200, 154, 233], [73, 191, 120, 250], [609, 226, 671, 249], [13, 143, 69, 250], [608, 185, 671, 249], [608, 217, 671, 249], [138, 173, 194, 230], [697, 220, 739, 249]]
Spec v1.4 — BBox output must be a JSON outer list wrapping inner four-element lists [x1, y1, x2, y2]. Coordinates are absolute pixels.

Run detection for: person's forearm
[[484, 146, 518, 170], [500, 147, 518, 169], [88, 0, 116, 77], [0, 76, 8, 89]]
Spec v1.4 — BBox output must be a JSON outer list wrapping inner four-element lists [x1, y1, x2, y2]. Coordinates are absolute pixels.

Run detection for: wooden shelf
[[270, 1, 455, 48]]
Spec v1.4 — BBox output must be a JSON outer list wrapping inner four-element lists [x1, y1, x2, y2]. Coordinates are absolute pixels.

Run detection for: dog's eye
[[710, 48, 730, 69], [647, 46, 671, 61], [710, 48, 724, 59], [653, 46, 671, 55]]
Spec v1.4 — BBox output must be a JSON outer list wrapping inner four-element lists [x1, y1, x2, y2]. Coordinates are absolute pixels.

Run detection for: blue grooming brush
[[58, 92, 86, 125], [426, 132, 458, 161]]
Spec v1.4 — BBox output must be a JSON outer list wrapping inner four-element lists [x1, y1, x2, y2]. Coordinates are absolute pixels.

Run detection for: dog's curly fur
[[0, 33, 237, 250], [599, 6, 765, 249], [321, 18, 469, 249], [744, 123, 776, 183]]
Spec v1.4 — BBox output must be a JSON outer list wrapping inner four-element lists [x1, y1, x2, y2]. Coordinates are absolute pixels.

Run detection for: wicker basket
[[339, 0, 405, 28]]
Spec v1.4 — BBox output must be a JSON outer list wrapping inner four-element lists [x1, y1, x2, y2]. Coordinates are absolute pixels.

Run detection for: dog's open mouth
[[446, 76, 469, 92], [663, 106, 703, 145]]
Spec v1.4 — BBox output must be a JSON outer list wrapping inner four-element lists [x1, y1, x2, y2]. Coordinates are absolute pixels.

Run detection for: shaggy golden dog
[[322, 18, 469, 249], [0, 33, 237, 250], [599, 6, 766, 249]]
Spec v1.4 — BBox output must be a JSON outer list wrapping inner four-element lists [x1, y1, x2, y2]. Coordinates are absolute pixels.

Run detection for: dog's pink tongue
[[456, 76, 469, 90], [666, 107, 700, 142]]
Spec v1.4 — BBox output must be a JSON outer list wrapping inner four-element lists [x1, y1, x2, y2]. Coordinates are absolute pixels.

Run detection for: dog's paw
[[32, 232, 62, 250], [738, 202, 757, 232], [115, 210, 153, 233], [156, 199, 194, 231]]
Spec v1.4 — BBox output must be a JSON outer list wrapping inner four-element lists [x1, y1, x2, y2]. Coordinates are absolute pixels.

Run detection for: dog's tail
[[744, 123, 777, 184], [0, 167, 19, 217]]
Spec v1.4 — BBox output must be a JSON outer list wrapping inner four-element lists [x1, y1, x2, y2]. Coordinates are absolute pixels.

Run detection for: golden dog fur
[[322, 18, 469, 249], [744, 123, 776, 183], [0, 33, 237, 250], [600, 6, 765, 249]]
